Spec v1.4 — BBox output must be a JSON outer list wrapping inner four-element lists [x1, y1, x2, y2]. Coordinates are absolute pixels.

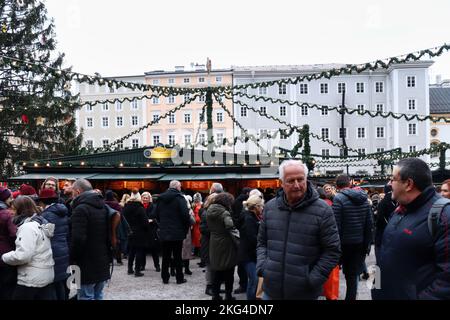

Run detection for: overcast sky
[[44, 0, 450, 82]]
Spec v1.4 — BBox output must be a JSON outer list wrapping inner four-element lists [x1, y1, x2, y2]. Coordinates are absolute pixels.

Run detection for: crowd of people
[[0, 159, 449, 300]]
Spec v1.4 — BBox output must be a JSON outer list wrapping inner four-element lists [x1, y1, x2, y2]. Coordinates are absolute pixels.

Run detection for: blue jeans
[[244, 262, 258, 300], [78, 281, 107, 300], [262, 292, 271, 300]]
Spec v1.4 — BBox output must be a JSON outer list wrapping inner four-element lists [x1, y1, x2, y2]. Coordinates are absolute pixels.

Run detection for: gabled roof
[[430, 87, 450, 114]]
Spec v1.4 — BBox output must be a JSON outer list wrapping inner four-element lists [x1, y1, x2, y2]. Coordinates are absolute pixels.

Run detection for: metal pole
[[340, 89, 349, 175]]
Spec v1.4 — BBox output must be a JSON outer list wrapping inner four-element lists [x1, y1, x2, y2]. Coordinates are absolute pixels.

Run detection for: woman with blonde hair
[[238, 195, 265, 300], [119, 194, 131, 208]]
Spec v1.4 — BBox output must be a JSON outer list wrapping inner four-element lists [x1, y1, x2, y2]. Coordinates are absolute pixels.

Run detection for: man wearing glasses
[[375, 158, 450, 299]]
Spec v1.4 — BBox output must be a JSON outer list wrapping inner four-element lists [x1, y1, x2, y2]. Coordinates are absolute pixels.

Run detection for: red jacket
[[191, 203, 202, 248]]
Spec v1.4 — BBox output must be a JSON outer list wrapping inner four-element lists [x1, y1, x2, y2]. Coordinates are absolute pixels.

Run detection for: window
[[198, 111, 205, 123], [184, 113, 191, 124], [376, 127, 385, 138], [339, 128, 347, 139], [86, 105, 93, 112], [259, 129, 269, 138], [86, 117, 93, 128], [278, 84, 287, 95], [168, 95, 175, 104], [184, 93, 191, 103], [301, 106, 308, 116], [409, 145, 417, 153], [338, 82, 346, 94], [376, 104, 384, 113], [131, 100, 139, 110], [260, 106, 267, 115], [407, 76, 416, 88], [322, 149, 330, 160], [115, 101, 122, 111], [377, 148, 385, 153], [320, 83, 328, 94], [340, 149, 346, 157], [375, 82, 384, 93], [321, 128, 330, 139], [280, 106, 286, 116], [102, 103, 109, 112], [168, 78, 175, 85], [184, 78, 190, 84], [357, 127, 366, 138], [152, 136, 160, 146], [431, 142, 439, 158], [357, 104, 365, 113], [132, 139, 139, 148], [152, 97, 159, 104], [152, 114, 159, 124], [280, 130, 289, 140], [102, 139, 109, 148], [86, 140, 94, 149], [216, 133, 224, 145], [132, 115, 139, 126], [300, 83, 308, 94], [259, 87, 267, 95], [240, 106, 247, 117], [431, 128, 438, 137], [116, 116, 123, 127], [408, 99, 416, 110], [356, 82, 365, 93], [408, 123, 417, 135], [102, 117, 109, 128], [321, 108, 329, 116], [216, 76, 222, 83], [152, 79, 159, 85], [168, 113, 175, 124], [168, 135, 175, 146], [357, 148, 366, 156], [199, 133, 206, 145], [117, 141, 123, 150], [109, 87, 114, 93], [199, 94, 206, 102], [216, 112, 223, 123], [184, 134, 191, 146], [198, 77, 205, 83]]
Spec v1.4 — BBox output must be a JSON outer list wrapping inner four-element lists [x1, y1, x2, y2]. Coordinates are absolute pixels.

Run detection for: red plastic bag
[[323, 266, 340, 300]]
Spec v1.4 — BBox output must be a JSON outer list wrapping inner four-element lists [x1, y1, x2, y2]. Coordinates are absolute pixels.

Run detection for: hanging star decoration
[[2, 23, 7, 33]]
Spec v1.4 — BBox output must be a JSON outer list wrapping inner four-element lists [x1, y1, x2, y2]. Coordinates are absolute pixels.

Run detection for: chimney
[[436, 74, 442, 85], [175, 66, 184, 72]]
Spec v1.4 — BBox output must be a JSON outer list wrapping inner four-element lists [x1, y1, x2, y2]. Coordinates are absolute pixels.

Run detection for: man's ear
[[405, 178, 415, 192]]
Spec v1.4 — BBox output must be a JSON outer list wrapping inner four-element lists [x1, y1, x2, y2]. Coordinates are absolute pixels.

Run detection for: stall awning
[[8, 173, 95, 181], [90, 173, 165, 180], [239, 173, 279, 179]]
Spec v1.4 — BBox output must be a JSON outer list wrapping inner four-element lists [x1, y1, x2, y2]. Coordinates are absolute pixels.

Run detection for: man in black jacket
[[375, 158, 450, 299], [256, 160, 341, 300], [332, 174, 373, 300], [155, 180, 191, 285], [70, 179, 111, 300]]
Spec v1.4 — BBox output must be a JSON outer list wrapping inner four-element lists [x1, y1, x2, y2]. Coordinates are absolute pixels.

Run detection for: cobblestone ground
[[104, 249, 376, 300]]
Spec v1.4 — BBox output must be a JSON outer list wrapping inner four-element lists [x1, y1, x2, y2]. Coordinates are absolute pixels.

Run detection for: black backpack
[[428, 198, 450, 239]]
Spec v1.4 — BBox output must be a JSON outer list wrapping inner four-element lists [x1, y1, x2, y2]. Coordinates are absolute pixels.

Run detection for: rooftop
[[430, 87, 450, 114]]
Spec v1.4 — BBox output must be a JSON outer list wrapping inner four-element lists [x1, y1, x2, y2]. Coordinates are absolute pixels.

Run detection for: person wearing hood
[[122, 189, 149, 277], [332, 174, 373, 300], [70, 179, 111, 300], [257, 160, 341, 300], [2, 196, 55, 300], [38, 188, 70, 300], [155, 180, 191, 285], [0, 187, 17, 300]]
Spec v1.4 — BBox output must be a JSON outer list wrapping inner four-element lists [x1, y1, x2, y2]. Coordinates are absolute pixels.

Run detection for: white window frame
[[321, 149, 330, 160], [339, 128, 347, 139], [199, 94, 206, 103], [301, 106, 308, 116], [198, 77, 205, 83], [168, 78, 175, 85], [116, 141, 123, 150], [216, 133, 225, 146], [152, 79, 159, 85], [375, 81, 384, 93], [184, 134, 192, 146], [152, 97, 160, 105], [320, 83, 328, 94], [278, 83, 287, 95], [151, 135, 160, 146], [86, 105, 93, 112], [376, 103, 384, 113], [184, 93, 191, 103], [356, 82, 365, 94], [258, 87, 267, 95], [102, 103, 109, 112], [321, 108, 329, 116], [132, 138, 140, 149], [408, 99, 416, 111], [131, 100, 139, 110], [183, 78, 190, 84], [184, 112, 192, 124], [101, 116, 109, 128], [377, 147, 385, 153], [151, 113, 159, 124], [338, 82, 346, 94], [198, 111, 205, 123], [102, 139, 110, 149], [168, 134, 176, 146], [240, 106, 248, 118], [279, 105, 287, 117], [376, 127, 385, 138], [357, 148, 366, 156], [115, 101, 122, 112], [407, 76, 416, 88], [321, 128, 330, 140], [408, 123, 418, 136], [116, 116, 123, 128], [85, 140, 94, 149], [357, 127, 366, 139], [409, 145, 417, 153], [357, 104, 365, 114], [199, 133, 206, 145], [215, 76, 222, 83], [260, 106, 267, 115], [216, 111, 224, 123], [299, 83, 308, 95], [86, 117, 94, 128], [168, 113, 176, 124]]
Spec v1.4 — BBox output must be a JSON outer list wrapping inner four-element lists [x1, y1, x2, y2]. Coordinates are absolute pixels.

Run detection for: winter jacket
[[232, 194, 248, 228], [155, 188, 190, 242], [191, 203, 202, 248], [376, 186, 450, 300], [105, 200, 129, 243], [238, 209, 260, 264], [123, 201, 149, 248], [2, 214, 55, 288], [199, 207, 210, 264], [71, 191, 111, 285], [41, 203, 70, 282], [144, 203, 160, 250], [206, 204, 238, 271], [332, 188, 373, 249], [374, 192, 397, 248], [182, 206, 196, 260], [256, 182, 341, 300], [0, 202, 16, 267]]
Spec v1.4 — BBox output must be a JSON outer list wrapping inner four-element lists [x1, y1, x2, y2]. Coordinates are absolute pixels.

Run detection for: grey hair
[[211, 183, 224, 193], [249, 189, 263, 198], [279, 160, 308, 182], [72, 179, 93, 193], [169, 180, 181, 189]]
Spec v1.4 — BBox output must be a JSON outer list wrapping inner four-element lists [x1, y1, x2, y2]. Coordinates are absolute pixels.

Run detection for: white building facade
[[233, 61, 433, 175]]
